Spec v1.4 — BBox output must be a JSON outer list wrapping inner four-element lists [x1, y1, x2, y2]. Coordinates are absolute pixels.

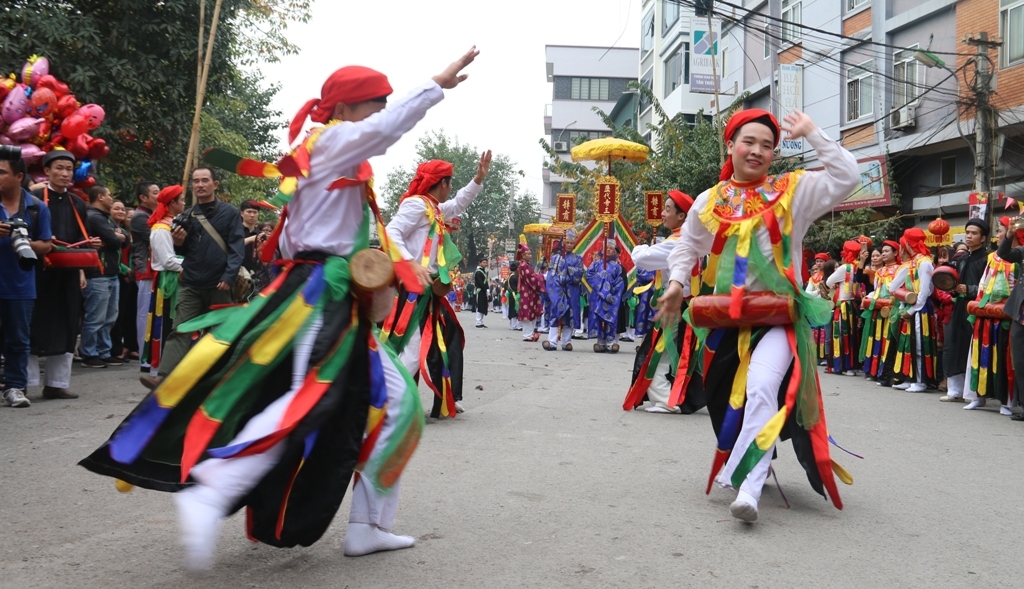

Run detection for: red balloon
[[37, 119, 51, 138], [38, 75, 70, 98], [87, 138, 109, 160], [78, 176, 96, 190], [30, 87, 57, 117], [61, 114, 88, 139], [57, 94, 78, 119], [69, 134, 89, 159]]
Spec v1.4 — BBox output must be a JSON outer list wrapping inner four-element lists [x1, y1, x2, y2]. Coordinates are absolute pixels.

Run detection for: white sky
[[259, 0, 641, 204]]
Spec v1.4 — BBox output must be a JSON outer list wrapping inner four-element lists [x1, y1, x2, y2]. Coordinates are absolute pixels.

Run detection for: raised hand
[[781, 109, 818, 140], [474, 150, 492, 184], [433, 46, 479, 90]]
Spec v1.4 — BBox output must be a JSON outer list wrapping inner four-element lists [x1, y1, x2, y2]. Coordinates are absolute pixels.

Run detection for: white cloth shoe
[[906, 383, 928, 392], [964, 399, 987, 410], [893, 382, 912, 390], [729, 490, 759, 522], [644, 405, 681, 414], [1000, 405, 1013, 416]]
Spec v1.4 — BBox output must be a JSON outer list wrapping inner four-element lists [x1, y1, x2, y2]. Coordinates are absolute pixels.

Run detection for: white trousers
[[547, 321, 573, 346], [475, 312, 484, 326], [646, 354, 673, 409], [947, 373, 965, 399], [716, 326, 792, 503], [520, 318, 537, 339], [136, 278, 153, 360], [399, 336, 420, 379], [189, 315, 403, 530], [27, 353, 73, 389]]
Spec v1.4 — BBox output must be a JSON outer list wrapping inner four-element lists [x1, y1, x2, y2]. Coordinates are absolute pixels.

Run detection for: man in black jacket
[[81, 185, 128, 368], [142, 167, 244, 388], [474, 258, 489, 327], [939, 219, 988, 401]]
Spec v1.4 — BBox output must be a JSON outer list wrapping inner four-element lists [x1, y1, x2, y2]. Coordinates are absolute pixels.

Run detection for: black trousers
[[1010, 321, 1024, 406]]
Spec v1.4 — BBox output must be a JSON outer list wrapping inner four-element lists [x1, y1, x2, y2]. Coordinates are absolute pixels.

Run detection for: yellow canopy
[[523, 223, 552, 234], [570, 137, 649, 164]]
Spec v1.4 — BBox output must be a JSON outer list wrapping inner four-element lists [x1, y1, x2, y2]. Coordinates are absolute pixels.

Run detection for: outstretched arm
[[439, 150, 491, 218]]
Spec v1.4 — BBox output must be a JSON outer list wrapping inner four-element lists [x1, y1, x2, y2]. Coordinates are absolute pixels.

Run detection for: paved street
[[2, 312, 1023, 588]]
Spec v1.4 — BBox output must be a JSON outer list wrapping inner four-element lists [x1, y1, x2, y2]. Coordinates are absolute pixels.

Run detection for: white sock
[[730, 489, 759, 522], [174, 486, 227, 572], [343, 522, 416, 556]]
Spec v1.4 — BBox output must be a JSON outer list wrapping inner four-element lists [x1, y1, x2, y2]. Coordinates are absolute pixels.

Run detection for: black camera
[[5, 218, 37, 270], [171, 212, 191, 233], [0, 145, 22, 161]]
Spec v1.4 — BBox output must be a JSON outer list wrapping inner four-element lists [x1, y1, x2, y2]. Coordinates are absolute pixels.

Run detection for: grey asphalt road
[[2, 313, 1023, 589]]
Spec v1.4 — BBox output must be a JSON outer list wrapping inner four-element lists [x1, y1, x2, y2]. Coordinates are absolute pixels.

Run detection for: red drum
[[44, 248, 100, 270], [892, 287, 918, 305], [967, 300, 1009, 320], [932, 266, 959, 293], [861, 297, 893, 311], [689, 292, 798, 329]]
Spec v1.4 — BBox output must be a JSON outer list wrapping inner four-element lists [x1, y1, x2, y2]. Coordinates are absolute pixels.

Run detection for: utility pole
[[965, 32, 1001, 229]]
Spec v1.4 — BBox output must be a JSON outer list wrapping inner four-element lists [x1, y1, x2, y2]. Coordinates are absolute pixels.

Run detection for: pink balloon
[[77, 104, 105, 130], [21, 56, 50, 88], [0, 134, 14, 145], [61, 114, 88, 139], [6, 117, 40, 141], [1, 84, 31, 125], [18, 143, 43, 162]]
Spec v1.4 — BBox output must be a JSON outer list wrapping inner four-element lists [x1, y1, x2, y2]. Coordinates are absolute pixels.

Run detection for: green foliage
[[0, 0, 304, 202], [380, 131, 541, 269]]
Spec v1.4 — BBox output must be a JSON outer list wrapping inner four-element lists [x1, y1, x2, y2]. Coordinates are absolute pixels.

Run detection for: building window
[[847, 0, 869, 10], [570, 78, 610, 101], [782, 0, 802, 43], [940, 156, 957, 186], [568, 130, 610, 144], [639, 70, 653, 112], [846, 61, 873, 121], [642, 11, 655, 54], [662, 0, 679, 35], [1002, 0, 1024, 67], [664, 43, 690, 95], [893, 48, 921, 108], [764, 23, 771, 59]]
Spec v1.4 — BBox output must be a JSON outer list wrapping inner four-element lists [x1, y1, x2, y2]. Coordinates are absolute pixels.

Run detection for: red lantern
[[929, 217, 950, 236]]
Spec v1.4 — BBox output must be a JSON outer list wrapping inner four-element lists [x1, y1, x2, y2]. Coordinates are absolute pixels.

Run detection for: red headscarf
[[900, 228, 930, 257], [841, 240, 861, 264], [814, 252, 830, 262], [882, 239, 902, 264], [667, 189, 694, 214], [148, 185, 183, 227], [288, 66, 393, 144], [720, 108, 781, 181], [403, 160, 455, 199]]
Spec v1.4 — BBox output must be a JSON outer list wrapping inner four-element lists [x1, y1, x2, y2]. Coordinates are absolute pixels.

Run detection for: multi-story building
[[638, 0, 727, 143], [713, 0, 1024, 229], [543, 45, 639, 222]]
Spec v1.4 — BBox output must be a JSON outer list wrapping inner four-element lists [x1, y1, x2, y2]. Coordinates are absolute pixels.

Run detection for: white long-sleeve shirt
[[280, 80, 445, 259], [631, 230, 694, 296], [892, 258, 934, 314], [826, 264, 856, 301], [149, 225, 182, 272], [667, 128, 860, 290], [386, 179, 482, 273]]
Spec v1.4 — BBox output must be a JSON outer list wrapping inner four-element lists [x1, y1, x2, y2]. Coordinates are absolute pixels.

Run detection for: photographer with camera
[[0, 147, 53, 408], [140, 167, 244, 389]]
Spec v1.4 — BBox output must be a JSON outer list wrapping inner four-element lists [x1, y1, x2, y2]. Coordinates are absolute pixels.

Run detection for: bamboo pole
[[182, 0, 223, 202]]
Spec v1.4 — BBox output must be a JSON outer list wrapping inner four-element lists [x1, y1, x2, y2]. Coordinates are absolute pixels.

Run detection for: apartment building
[[712, 0, 1024, 225], [543, 45, 639, 222]]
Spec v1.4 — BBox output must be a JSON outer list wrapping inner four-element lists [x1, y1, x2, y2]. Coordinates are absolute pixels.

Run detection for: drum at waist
[[861, 297, 893, 311], [349, 249, 397, 323], [892, 287, 918, 305], [431, 277, 453, 298], [932, 266, 959, 293], [967, 300, 1009, 320], [44, 248, 100, 270], [689, 292, 798, 329]]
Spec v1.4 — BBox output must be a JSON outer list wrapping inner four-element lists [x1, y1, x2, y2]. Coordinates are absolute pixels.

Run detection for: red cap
[[667, 189, 694, 214], [814, 252, 830, 262], [288, 66, 393, 144]]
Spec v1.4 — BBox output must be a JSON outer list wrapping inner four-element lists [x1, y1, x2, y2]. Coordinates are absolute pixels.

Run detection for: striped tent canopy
[[572, 213, 640, 290]]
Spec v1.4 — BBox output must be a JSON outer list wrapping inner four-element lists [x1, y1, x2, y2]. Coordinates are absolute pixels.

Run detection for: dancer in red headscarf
[[655, 108, 860, 523], [82, 48, 480, 571], [861, 239, 902, 380], [825, 241, 867, 375], [879, 228, 939, 391], [806, 252, 832, 365], [382, 151, 492, 418], [139, 185, 185, 374]]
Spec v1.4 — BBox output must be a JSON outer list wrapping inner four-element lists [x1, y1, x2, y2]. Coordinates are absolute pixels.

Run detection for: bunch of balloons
[[0, 55, 108, 188]]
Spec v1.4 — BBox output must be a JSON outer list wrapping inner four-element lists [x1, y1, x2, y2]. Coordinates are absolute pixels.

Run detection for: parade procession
[[4, 1, 1024, 587]]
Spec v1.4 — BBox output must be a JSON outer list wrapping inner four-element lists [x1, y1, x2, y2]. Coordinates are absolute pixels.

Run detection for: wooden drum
[[932, 266, 959, 293], [689, 292, 798, 329], [967, 300, 1010, 320]]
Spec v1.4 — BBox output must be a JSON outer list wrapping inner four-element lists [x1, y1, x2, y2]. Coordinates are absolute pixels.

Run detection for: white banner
[[689, 17, 722, 94], [778, 64, 804, 157]]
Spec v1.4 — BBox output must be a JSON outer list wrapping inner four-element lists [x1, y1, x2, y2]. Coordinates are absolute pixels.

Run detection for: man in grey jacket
[[996, 223, 1024, 421], [141, 167, 244, 389], [131, 181, 159, 371]]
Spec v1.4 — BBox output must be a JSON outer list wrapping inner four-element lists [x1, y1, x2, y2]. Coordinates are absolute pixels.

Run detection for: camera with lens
[[5, 218, 37, 270], [171, 212, 192, 234], [0, 145, 22, 161]]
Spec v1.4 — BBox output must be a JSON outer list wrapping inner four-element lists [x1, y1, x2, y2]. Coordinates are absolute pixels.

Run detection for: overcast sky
[[259, 0, 641, 205]]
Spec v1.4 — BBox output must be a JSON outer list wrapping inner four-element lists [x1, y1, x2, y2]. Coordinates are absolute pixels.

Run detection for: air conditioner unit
[[890, 105, 916, 130], [553, 141, 568, 152]]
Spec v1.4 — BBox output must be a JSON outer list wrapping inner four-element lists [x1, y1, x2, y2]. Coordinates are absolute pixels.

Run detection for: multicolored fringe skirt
[[140, 270, 178, 370], [968, 315, 1015, 405], [829, 299, 859, 374], [623, 300, 706, 414], [381, 285, 465, 419], [80, 256, 423, 548], [885, 300, 939, 386], [860, 305, 894, 378], [812, 325, 828, 363]]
